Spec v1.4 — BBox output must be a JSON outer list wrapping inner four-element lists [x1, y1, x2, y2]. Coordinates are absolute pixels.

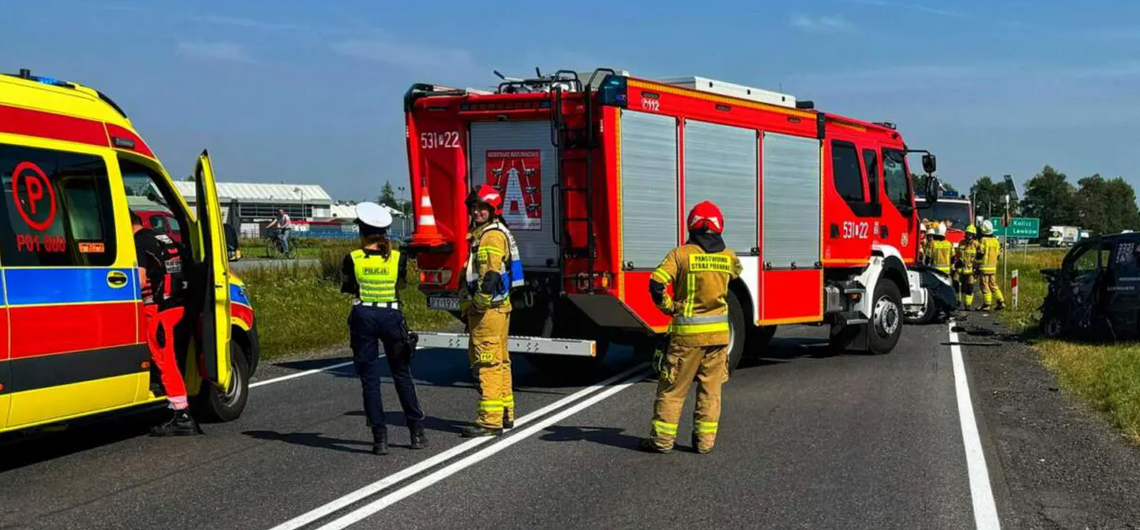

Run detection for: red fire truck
[[404, 69, 952, 371]]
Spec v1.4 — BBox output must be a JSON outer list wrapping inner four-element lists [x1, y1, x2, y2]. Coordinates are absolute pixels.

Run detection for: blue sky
[[5, 0, 1140, 201]]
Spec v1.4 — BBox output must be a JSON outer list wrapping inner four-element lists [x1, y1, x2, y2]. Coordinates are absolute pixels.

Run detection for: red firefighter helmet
[[467, 184, 504, 216], [687, 201, 725, 235]]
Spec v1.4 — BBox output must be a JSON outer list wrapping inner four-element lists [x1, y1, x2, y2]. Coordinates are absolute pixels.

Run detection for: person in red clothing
[[132, 211, 201, 436]]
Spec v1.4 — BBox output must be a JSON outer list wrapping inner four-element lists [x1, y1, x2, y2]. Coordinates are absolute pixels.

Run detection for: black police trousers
[[348, 305, 425, 434]]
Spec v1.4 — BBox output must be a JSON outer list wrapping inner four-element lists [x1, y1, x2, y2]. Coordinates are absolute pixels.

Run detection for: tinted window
[[1071, 245, 1099, 273], [862, 149, 879, 203], [0, 144, 116, 267], [150, 215, 167, 232], [830, 141, 864, 202], [882, 148, 911, 209], [120, 157, 187, 242]]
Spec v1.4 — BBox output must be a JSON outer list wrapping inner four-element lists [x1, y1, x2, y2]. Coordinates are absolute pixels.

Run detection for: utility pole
[[1003, 194, 1010, 288]]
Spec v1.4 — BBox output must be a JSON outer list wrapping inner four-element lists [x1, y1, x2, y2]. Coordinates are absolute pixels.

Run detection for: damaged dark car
[[1040, 233, 1140, 339]]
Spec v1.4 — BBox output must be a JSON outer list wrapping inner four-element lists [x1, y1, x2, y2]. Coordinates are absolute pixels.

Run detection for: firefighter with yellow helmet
[[955, 225, 980, 310], [642, 201, 743, 454], [460, 184, 523, 437], [977, 220, 1006, 311]]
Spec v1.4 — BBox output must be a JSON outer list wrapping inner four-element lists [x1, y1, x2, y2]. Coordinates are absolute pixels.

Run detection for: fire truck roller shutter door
[[620, 110, 679, 268], [762, 132, 821, 268], [469, 121, 559, 269], [683, 120, 758, 255]]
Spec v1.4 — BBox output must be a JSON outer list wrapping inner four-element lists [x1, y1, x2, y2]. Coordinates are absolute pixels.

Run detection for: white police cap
[[355, 201, 393, 230]]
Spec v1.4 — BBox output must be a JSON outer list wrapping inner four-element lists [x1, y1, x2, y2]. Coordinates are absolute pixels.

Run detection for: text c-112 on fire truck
[[401, 68, 955, 372]]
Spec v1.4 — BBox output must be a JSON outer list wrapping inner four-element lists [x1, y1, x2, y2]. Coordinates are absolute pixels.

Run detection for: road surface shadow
[[538, 425, 645, 452], [0, 407, 166, 472], [243, 430, 374, 455], [741, 336, 844, 369], [342, 411, 473, 435]]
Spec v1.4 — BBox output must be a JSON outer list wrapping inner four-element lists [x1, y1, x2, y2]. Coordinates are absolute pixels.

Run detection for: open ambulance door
[[193, 150, 233, 392]]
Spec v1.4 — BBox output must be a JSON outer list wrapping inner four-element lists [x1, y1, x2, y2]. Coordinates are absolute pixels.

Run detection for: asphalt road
[[0, 323, 990, 530]]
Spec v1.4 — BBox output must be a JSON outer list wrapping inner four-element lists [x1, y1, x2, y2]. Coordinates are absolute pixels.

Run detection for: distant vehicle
[[1047, 226, 1081, 247], [1040, 233, 1140, 339], [925, 191, 972, 246], [135, 209, 182, 244]]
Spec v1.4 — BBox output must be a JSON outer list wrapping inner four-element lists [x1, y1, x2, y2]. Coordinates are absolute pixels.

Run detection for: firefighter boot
[[150, 409, 203, 437], [503, 393, 515, 430], [639, 438, 672, 454], [460, 425, 503, 438], [409, 423, 429, 450], [372, 429, 390, 455]]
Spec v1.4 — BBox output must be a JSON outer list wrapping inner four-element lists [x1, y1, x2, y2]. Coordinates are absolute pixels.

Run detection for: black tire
[[726, 290, 746, 373], [905, 288, 937, 325], [868, 279, 904, 354], [744, 325, 777, 358], [192, 342, 250, 423], [1041, 311, 1064, 338], [265, 238, 277, 259]]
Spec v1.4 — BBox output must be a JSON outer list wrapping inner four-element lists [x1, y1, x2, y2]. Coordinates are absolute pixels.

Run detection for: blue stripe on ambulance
[[3, 268, 140, 306], [230, 283, 250, 306]]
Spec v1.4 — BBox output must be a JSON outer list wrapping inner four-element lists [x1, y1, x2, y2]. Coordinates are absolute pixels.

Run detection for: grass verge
[[235, 243, 455, 360], [995, 246, 1140, 444]]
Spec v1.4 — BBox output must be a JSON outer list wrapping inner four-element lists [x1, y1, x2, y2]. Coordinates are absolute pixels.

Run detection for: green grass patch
[[235, 242, 456, 360], [1038, 340, 1140, 444], [989, 247, 1140, 444]]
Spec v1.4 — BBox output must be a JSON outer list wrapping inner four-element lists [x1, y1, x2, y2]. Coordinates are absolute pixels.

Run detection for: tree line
[[967, 166, 1140, 237]]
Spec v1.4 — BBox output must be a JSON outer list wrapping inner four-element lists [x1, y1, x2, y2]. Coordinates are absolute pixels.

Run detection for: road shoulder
[[959, 313, 1140, 529]]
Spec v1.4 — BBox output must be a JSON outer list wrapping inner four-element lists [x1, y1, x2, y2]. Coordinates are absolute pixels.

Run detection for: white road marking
[[250, 360, 358, 389], [316, 368, 647, 529], [268, 362, 649, 530], [949, 320, 1002, 530]]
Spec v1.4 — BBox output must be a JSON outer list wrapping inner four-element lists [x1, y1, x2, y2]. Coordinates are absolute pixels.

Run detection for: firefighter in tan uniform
[[977, 220, 1006, 311], [642, 201, 743, 455], [460, 184, 523, 437], [955, 225, 980, 310]]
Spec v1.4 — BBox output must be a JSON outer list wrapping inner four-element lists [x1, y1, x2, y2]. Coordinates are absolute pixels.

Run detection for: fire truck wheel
[[869, 279, 904, 354], [726, 291, 747, 373], [744, 325, 777, 358], [193, 342, 250, 423]]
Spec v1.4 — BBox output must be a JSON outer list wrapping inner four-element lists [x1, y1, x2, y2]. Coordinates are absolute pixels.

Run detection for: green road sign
[[990, 217, 1040, 239]]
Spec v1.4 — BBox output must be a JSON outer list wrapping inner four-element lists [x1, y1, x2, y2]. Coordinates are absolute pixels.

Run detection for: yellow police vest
[[351, 249, 400, 303], [931, 240, 953, 274], [979, 237, 1001, 274]]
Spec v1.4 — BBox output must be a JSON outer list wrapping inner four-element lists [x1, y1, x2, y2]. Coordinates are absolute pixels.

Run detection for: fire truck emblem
[[485, 150, 542, 231], [901, 232, 909, 248]]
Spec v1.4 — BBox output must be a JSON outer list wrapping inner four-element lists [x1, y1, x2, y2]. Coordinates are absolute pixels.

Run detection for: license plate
[[427, 295, 460, 311]]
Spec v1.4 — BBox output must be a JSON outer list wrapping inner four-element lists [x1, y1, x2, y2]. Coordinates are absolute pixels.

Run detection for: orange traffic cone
[[411, 184, 447, 246]]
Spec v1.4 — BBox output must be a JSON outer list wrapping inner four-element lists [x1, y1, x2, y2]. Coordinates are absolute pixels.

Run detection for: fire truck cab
[[405, 69, 945, 371]]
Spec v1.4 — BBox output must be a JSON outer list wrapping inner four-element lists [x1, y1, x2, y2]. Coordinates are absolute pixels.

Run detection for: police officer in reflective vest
[[643, 201, 743, 454], [956, 225, 980, 310], [460, 184, 523, 438], [132, 211, 201, 436], [977, 220, 1006, 311], [342, 202, 427, 455], [927, 224, 953, 276]]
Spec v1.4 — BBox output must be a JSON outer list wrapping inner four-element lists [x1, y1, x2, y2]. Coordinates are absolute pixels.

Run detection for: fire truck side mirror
[[923, 176, 940, 207], [922, 153, 937, 174]]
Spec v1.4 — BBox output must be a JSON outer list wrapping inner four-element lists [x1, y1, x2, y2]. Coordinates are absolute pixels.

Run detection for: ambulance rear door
[[192, 151, 232, 392]]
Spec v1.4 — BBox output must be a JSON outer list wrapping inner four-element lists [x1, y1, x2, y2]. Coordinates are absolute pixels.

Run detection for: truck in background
[[1047, 226, 1081, 247]]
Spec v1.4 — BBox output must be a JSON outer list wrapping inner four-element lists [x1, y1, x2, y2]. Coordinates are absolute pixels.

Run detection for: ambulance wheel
[[869, 279, 904, 354], [726, 290, 746, 373], [194, 342, 250, 423]]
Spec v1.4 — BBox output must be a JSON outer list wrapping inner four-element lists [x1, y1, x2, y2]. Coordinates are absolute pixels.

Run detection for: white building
[[174, 182, 334, 222]]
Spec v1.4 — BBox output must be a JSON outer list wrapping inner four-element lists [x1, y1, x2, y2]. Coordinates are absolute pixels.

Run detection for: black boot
[[372, 429, 389, 455], [503, 408, 514, 430], [409, 423, 429, 450], [460, 425, 503, 438], [151, 409, 203, 437]]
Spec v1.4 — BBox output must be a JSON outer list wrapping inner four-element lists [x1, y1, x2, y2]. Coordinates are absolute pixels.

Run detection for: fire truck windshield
[[929, 201, 972, 229]]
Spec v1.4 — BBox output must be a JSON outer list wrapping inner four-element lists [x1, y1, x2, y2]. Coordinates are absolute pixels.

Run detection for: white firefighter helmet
[[981, 219, 995, 235], [936, 224, 947, 237]]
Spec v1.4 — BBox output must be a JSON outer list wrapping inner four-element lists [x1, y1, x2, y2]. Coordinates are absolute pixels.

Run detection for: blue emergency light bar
[[942, 190, 960, 198]]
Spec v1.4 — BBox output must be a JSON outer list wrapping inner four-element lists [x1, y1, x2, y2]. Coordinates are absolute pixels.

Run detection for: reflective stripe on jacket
[[956, 240, 979, 276], [931, 240, 953, 274], [351, 249, 400, 303], [979, 236, 1001, 274], [651, 244, 743, 346]]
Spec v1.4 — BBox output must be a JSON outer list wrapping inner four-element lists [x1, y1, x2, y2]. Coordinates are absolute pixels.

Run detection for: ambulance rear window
[[0, 144, 117, 267]]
